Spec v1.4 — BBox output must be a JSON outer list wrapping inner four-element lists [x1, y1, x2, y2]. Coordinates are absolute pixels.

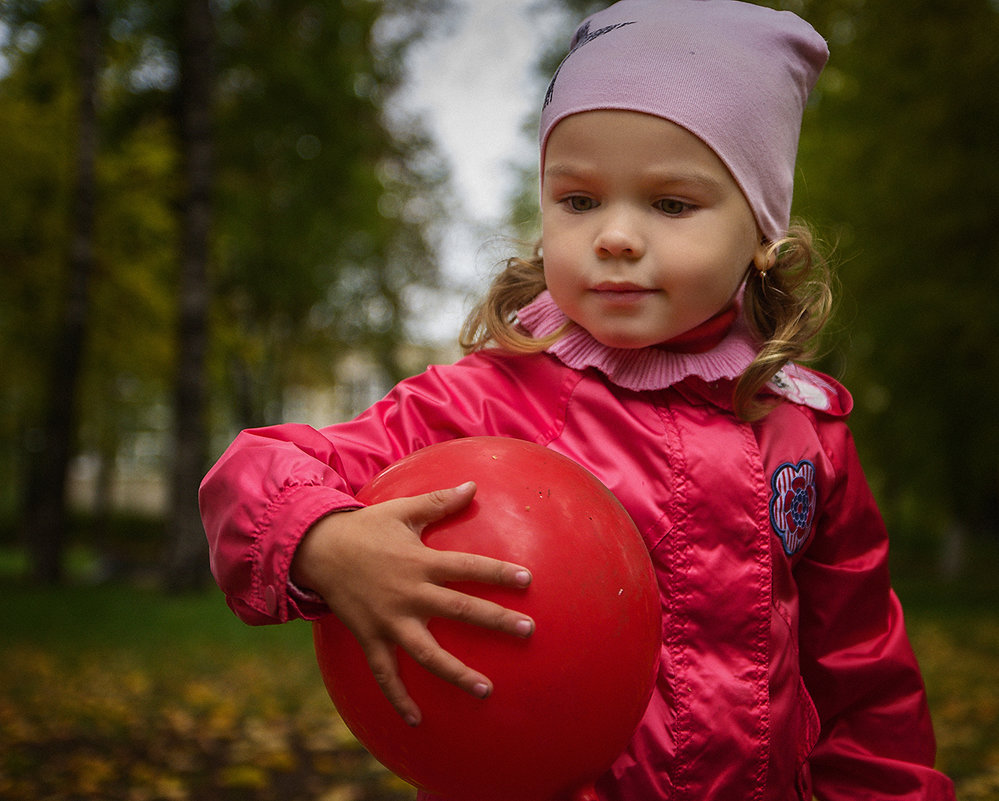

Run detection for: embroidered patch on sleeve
[[769, 460, 817, 556]]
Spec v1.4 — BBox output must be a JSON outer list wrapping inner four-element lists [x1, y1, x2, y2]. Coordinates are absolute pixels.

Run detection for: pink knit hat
[[539, 0, 828, 242]]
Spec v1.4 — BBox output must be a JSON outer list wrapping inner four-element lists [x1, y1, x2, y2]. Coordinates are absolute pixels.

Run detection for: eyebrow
[[543, 163, 589, 179], [543, 163, 599, 183], [543, 163, 726, 194]]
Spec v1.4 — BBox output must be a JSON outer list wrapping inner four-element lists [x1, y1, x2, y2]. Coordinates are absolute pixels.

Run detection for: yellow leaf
[[218, 764, 269, 789]]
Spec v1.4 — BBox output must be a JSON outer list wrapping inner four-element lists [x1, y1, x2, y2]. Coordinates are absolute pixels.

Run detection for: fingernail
[[515, 618, 534, 637], [514, 569, 531, 586], [404, 714, 420, 727], [473, 682, 491, 698], [455, 481, 476, 493]]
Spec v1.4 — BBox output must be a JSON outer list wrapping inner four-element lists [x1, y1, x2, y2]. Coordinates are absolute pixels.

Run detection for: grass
[[0, 567, 413, 801], [1, 541, 998, 800], [891, 550, 999, 798]]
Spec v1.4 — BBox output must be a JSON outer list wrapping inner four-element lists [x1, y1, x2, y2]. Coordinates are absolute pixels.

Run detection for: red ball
[[313, 437, 660, 801]]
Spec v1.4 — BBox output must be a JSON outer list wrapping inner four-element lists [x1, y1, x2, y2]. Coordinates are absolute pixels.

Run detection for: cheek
[[542, 260, 571, 304], [540, 253, 579, 317], [540, 229, 573, 284], [540, 218, 561, 257], [707, 231, 758, 292], [706, 260, 751, 303]]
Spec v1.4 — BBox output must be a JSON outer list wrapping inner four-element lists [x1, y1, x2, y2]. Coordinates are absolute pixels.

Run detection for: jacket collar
[[516, 290, 758, 393]]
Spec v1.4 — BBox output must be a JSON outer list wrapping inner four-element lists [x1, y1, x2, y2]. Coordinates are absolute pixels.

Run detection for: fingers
[[364, 640, 422, 727], [364, 620, 499, 727], [396, 483, 535, 590], [399, 483, 536, 636], [397, 622, 497, 719], [403, 480, 478, 528], [431, 547, 534, 590], [339, 482, 538, 725], [422, 581, 535, 638]]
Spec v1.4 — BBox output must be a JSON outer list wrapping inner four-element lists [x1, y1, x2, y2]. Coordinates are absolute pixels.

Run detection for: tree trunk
[[163, 0, 214, 591], [21, 0, 101, 584]]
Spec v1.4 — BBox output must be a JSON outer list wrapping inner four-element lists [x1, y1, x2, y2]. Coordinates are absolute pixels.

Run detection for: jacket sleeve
[[199, 352, 561, 626], [199, 421, 366, 625], [795, 421, 955, 800]]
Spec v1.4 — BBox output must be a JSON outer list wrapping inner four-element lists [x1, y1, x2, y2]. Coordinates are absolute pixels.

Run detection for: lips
[[590, 282, 658, 302], [594, 281, 647, 292]]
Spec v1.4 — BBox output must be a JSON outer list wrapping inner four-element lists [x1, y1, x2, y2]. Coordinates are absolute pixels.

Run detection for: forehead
[[543, 110, 736, 187]]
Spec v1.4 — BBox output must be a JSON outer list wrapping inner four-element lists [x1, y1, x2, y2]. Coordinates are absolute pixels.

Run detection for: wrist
[[290, 509, 354, 594]]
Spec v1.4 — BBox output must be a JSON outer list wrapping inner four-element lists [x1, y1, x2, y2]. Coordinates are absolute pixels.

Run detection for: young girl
[[201, 1, 955, 798]]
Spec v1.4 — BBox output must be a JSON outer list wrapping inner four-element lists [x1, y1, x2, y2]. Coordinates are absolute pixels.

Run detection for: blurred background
[[1, 1, 997, 799]]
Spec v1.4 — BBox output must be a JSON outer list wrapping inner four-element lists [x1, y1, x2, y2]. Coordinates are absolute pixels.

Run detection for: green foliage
[[788, 0, 999, 536], [0, 1, 84, 516], [210, 0, 448, 427], [0, 2, 451, 525]]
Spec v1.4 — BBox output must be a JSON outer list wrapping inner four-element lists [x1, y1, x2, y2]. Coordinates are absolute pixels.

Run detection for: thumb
[[400, 481, 477, 532]]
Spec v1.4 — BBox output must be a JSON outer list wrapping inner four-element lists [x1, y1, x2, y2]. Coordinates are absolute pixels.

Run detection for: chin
[[590, 331, 657, 350]]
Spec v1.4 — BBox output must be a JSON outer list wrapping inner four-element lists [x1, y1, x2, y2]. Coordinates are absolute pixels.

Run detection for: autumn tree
[[0, 0, 450, 582], [211, 0, 447, 429], [7, 0, 102, 583], [163, 0, 215, 590], [789, 0, 999, 543]]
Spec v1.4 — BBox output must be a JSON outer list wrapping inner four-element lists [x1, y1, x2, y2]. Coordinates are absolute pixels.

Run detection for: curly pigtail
[[734, 223, 834, 421]]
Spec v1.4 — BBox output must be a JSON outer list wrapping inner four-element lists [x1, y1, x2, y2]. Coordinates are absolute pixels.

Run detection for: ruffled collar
[[516, 290, 759, 392]]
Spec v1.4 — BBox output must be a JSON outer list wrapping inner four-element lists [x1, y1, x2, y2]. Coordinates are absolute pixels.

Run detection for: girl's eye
[[656, 198, 690, 215], [565, 196, 597, 212]]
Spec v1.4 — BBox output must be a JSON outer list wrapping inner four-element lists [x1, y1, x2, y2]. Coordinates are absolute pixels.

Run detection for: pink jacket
[[201, 348, 954, 801]]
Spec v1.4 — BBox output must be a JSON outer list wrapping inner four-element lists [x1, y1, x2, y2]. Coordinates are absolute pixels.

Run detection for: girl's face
[[541, 110, 766, 349]]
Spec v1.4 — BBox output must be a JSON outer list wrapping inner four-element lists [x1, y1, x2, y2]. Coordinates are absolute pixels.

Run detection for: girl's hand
[[290, 481, 534, 726]]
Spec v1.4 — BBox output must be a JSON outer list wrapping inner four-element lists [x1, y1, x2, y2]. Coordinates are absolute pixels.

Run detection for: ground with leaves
[[1, 561, 997, 800], [0, 578, 413, 801]]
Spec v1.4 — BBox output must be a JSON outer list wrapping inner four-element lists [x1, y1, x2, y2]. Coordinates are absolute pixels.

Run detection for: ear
[[752, 239, 776, 274]]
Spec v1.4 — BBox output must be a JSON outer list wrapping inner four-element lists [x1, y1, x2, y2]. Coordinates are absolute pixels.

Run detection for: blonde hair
[[460, 223, 832, 421], [737, 223, 834, 419]]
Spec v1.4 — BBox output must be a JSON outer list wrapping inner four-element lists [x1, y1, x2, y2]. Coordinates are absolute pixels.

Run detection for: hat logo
[[544, 20, 637, 109]]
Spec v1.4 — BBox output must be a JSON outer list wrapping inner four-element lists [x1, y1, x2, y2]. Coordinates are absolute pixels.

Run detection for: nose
[[593, 209, 645, 260]]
